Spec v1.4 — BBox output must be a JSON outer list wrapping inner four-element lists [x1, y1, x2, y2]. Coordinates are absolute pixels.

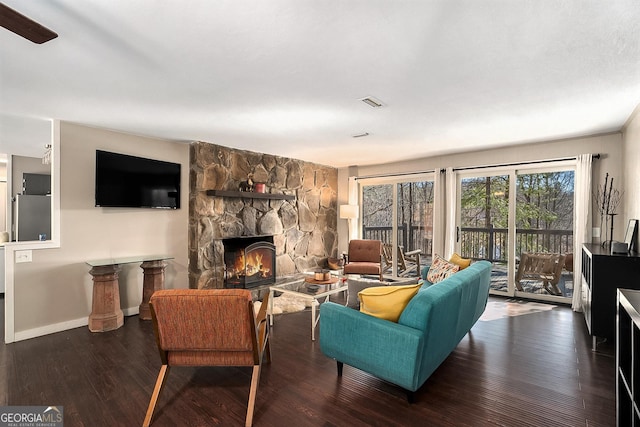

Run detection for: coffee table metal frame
[[268, 278, 347, 341]]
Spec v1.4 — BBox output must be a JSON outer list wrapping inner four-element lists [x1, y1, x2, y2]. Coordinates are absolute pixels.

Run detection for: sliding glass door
[[361, 174, 434, 278], [456, 164, 575, 303], [458, 172, 511, 295], [514, 170, 574, 300]]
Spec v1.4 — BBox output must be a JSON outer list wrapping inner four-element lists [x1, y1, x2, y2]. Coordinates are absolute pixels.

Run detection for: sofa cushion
[[344, 261, 381, 276], [347, 239, 382, 263], [358, 284, 421, 322], [426, 254, 460, 283], [449, 252, 472, 270]]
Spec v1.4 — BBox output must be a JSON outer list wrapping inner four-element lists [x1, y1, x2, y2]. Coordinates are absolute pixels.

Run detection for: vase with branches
[[593, 172, 623, 248]]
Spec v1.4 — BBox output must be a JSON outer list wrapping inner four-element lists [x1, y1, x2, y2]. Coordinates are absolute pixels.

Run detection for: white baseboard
[[123, 306, 140, 316], [14, 317, 88, 342], [13, 305, 140, 342]]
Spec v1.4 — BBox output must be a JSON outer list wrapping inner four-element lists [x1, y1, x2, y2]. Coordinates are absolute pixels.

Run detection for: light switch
[[15, 250, 32, 263]]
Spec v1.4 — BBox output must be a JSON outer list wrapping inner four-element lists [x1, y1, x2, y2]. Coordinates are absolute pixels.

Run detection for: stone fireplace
[[189, 141, 339, 290], [223, 236, 276, 288]]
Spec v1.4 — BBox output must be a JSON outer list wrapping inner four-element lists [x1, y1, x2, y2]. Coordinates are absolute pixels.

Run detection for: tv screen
[[95, 150, 180, 209]]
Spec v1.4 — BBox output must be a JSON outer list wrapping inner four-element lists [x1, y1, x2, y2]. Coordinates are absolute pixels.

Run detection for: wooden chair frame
[[382, 243, 422, 277], [143, 290, 271, 427], [515, 252, 566, 296]]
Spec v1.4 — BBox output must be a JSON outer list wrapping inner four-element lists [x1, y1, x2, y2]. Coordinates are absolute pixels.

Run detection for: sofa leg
[[406, 390, 415, 404], [337, 361, 343, 377]]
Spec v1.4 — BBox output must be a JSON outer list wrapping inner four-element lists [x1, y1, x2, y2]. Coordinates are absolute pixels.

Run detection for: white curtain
[[444, 167, 457, 259], [572, 154, 592, 311], [432, 170, 445, 258]]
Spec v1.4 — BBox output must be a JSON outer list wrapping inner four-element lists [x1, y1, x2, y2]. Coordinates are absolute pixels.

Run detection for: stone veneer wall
[[189, 141, 339, 289]]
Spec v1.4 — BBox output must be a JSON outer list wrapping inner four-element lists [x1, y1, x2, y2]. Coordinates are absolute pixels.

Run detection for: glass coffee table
[[268, 276, 347, 341]]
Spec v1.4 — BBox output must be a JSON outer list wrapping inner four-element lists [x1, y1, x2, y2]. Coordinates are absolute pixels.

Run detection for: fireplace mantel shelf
[[206, 190, 295, 201]]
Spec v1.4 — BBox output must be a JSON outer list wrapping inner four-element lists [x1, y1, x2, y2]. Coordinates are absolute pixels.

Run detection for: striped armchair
[[143, 289, 271, 427]]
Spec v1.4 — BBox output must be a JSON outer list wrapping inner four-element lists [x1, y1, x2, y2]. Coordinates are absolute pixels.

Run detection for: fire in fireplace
[[223, 236, 276, 288]]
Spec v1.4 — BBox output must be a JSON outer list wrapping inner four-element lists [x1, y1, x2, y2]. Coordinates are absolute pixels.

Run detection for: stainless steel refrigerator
[[15, 194, 51, 241]]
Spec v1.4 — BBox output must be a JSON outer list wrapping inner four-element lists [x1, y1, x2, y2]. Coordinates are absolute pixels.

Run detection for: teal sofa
[[319, 260, 492, 401]]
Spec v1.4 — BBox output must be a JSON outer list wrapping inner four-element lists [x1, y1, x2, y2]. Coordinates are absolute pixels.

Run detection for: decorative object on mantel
[[593, 172, 623, 249], [239, 173, 254, 192], [254, 182, 266, 193]]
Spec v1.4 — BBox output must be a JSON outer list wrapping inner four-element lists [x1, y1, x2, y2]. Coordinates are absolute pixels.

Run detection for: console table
[[86, 255, 173, 332]]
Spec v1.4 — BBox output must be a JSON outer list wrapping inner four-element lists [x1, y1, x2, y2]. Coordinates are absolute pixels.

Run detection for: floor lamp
[[340, 204, 359, 241]]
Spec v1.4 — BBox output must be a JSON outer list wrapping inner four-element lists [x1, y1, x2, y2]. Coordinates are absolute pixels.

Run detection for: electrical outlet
[[15, 250, 32, 263], [592, 227, 601, 238]]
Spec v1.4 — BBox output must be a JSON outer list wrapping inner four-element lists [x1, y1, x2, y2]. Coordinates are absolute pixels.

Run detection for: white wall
[[338, 132, 624, 250], [10, 122, 190, 339], [623, 104, 640, 251]]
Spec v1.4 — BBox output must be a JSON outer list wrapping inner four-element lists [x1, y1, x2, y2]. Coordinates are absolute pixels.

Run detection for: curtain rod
[[439, 153, 601, 173], [355, 169, 436, 180]]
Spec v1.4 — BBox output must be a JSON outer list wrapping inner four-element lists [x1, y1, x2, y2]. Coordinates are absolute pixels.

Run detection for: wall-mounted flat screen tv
[[95, 150, 180, 209]]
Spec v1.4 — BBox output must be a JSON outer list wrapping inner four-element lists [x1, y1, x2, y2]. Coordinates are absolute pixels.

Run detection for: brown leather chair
[[343, 239, 384, 281], [143, 289, 270, 427]]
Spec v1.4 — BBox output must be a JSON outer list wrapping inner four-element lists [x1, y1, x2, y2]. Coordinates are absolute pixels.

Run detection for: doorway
[[456, 165, 575, 303], [360, 174, 434, 279]]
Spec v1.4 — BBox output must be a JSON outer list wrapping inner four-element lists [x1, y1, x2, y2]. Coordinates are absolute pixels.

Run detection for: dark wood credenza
[[582, 244, 640, 349]]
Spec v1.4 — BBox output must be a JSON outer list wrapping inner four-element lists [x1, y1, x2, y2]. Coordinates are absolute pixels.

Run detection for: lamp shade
[[339, 204, 359, 219]]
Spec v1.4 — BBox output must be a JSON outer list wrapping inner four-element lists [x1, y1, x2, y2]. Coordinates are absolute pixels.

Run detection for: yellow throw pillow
[[358, 284, 421, 322], [449, 252, 472, 270]]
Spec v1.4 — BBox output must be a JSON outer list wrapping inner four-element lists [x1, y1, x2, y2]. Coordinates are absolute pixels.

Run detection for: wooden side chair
[[382, 243, 422, 277], [515, 252, 566, 295], [143, 289, 271, 427]]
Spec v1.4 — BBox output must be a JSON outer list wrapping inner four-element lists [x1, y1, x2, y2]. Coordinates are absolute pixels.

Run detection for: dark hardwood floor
[[0, 295, 615, 426]]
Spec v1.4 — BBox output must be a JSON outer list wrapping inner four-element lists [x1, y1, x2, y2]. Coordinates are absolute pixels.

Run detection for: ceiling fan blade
[[0, 3, 57, 44]]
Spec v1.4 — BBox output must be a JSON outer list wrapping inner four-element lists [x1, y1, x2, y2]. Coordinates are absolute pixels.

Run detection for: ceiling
[[1, 1, 639, 167]]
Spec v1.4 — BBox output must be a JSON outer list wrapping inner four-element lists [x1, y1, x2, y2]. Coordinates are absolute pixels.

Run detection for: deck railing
[[362, 224, 433, 257], [362, 225, 573, 263], [460, 226, 573, 262]]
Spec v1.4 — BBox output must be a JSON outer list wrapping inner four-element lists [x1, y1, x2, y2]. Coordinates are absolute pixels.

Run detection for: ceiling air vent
[[360, 96, 384, 108]]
